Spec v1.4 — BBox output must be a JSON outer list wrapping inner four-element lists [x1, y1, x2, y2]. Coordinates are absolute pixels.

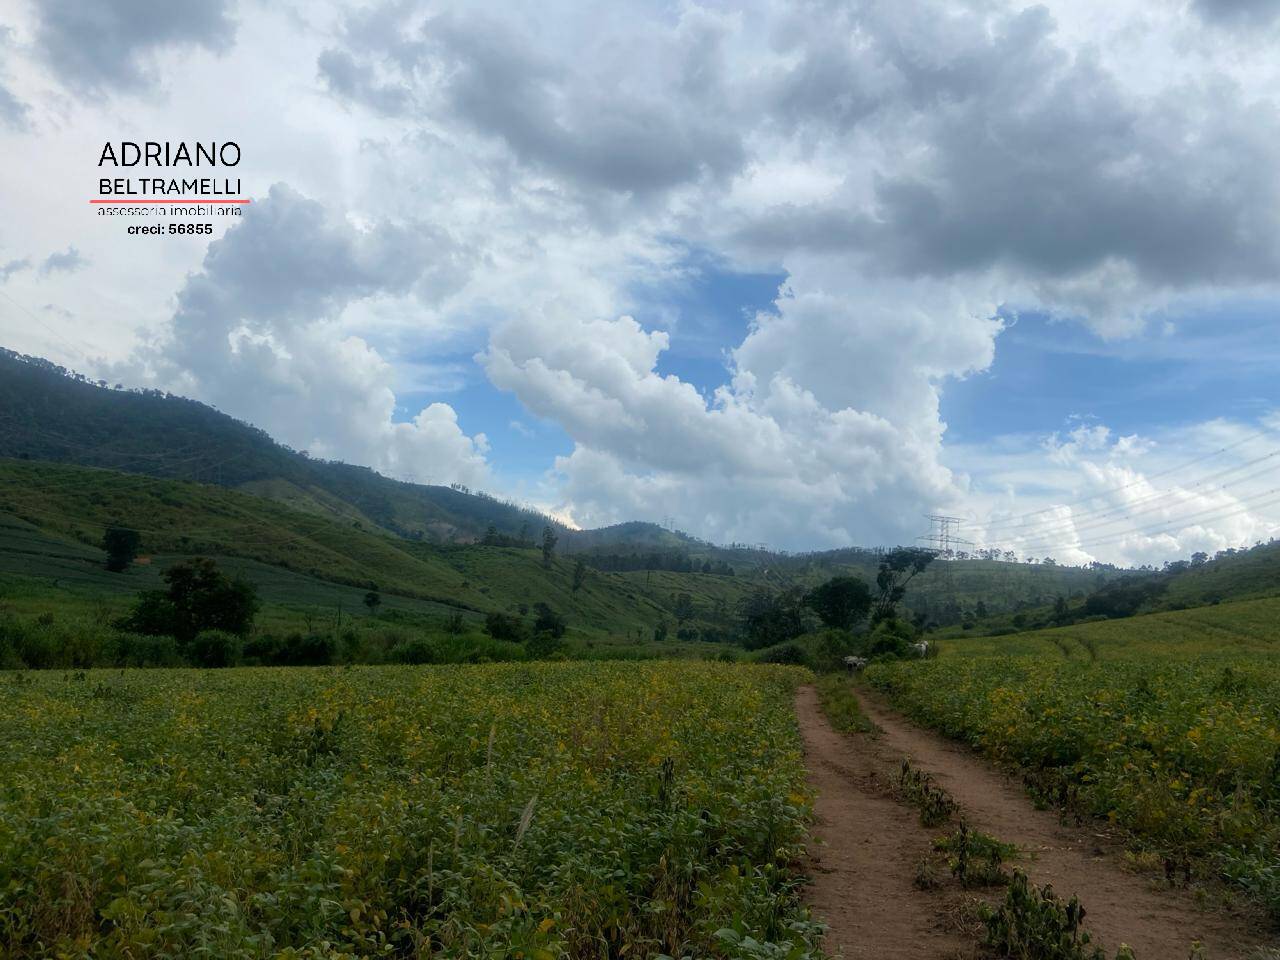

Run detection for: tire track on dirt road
[[798, 685, 977, 959], [800, 682, 1273, 959]]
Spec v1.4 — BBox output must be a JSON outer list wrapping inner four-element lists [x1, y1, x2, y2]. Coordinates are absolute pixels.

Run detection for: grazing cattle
[[843, 655, 869, 673], [911, 640, 930, 658]]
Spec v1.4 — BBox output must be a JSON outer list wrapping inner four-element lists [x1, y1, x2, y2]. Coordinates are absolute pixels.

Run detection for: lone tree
[[541, 525, 558, 568], [738, 586, 807, 649], [871, 547, 935, 624], [364, 589, 382, 616], [118, 558, 259, 643], [672, 592, 695, 624], [572, 558, 586, 592], [533, 602, 566, 638], [102, 526, 141, 572], [806, 575, 872, 631]]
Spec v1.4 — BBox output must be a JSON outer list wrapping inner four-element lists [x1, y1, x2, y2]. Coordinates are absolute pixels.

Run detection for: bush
[[0, 616, 110, 669], [756, 642, 807, 666], [484, 612, 527, 643], [242, 632, 336, 666], [865, 618, 915, 659], [109, 632, 181, 667], [390, 637, 437, 664], [277, 632, 335, 666], [241, 634, 282, 665], [189, 630, 240, 668], [526, 630, 565, 659], [533, 603, 566, 639], [115, 591, 178, 636], [809, 629, 859, 673]]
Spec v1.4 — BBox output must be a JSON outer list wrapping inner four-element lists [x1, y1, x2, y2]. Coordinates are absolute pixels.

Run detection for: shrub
[[189, 630, 240, 668], [865, 618, 915, 659], [526, 630, 565, 659], [277, 632, 335, 666], [102, 526, 141, 572], [109, 632, 181, 667], [756, 642, 808, 666], [484, 612, 527, 643], [390, 637, 437, 665], [533, 603, 566, 639], [241, 633, 282, 666]]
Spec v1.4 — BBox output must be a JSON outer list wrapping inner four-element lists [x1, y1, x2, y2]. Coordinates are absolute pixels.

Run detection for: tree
[[975, 600, 988, 620], [672, 592, 695, 624], [533, 602, 566, 638], [484, 612, 527, 642], [102, 526, 141, 572], [572, 559, 586, 592], [805, 576, 872, 630], [363, 590, 382, 615], [541, 525, 558, 568], [118, 558, 259, 644], [871, 547, 935, 624], [739, 587, 808, 649]]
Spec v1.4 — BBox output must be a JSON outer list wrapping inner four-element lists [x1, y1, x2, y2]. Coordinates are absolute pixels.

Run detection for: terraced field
[[867, 599, 1280, 920]]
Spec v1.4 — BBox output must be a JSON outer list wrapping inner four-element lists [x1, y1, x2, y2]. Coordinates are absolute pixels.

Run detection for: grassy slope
[[0, 513, 470, 625], [0, 460, 685, 637], [1162, 541, 1280, 607], [935, 540, 1280, 642], [943, 594, 1280, 660], [0, 348, 557, 543]]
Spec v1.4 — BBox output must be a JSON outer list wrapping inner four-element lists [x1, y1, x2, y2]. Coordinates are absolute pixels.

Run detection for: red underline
[[90, 199, 252, 204]]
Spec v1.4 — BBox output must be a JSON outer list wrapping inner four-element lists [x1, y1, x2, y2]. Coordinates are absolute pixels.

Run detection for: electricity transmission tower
[[917, 515, 972, 558], [916, 515, 973, 597]]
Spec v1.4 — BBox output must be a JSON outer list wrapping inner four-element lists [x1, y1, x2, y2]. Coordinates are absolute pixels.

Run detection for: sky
[[1, 0, 1279, 566]]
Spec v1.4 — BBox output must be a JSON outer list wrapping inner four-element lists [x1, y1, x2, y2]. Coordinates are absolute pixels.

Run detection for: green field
[[943, 594, 1280, 660], [0, 461, 722, 644], [0, 661, 819, 959], [867, 598, 1280, 918]]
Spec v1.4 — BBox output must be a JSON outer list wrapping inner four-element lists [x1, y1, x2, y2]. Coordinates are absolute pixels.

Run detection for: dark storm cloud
[[317, 48, 413, 116], [317, 8, 745, 197], [1193, 0, 1280, 25], [740, 5, 1280, 297], [38, 247, 85, 276], [428, 14, 745, 195], [172, 183, 428, 338], [35, 0, 236, 93]]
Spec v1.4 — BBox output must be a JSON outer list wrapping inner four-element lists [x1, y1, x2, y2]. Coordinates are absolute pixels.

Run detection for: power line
[[976, 453, 1280, 545], [978, 428, 1276, 531], [981, 448, 1280, 537], [1000, 485, 1280, 554]]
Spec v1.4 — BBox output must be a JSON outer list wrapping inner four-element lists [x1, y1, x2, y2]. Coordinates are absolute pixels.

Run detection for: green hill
[[943, 593, 1280, 660], [0, 348, 558, 544], [0, 459, 687, 638], [0, 345, 1135, 639]]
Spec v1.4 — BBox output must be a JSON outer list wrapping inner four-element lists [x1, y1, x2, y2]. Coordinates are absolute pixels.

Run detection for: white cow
[[843, 655, 869, 673], [911, 640, 930, 658]]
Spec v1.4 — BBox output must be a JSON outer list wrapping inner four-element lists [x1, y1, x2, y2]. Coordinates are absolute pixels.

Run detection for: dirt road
[[797, 684, 1272, 959]]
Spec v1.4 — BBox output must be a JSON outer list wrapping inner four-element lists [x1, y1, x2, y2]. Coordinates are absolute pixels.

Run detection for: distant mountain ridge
[[0, 347, 642, 545]]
